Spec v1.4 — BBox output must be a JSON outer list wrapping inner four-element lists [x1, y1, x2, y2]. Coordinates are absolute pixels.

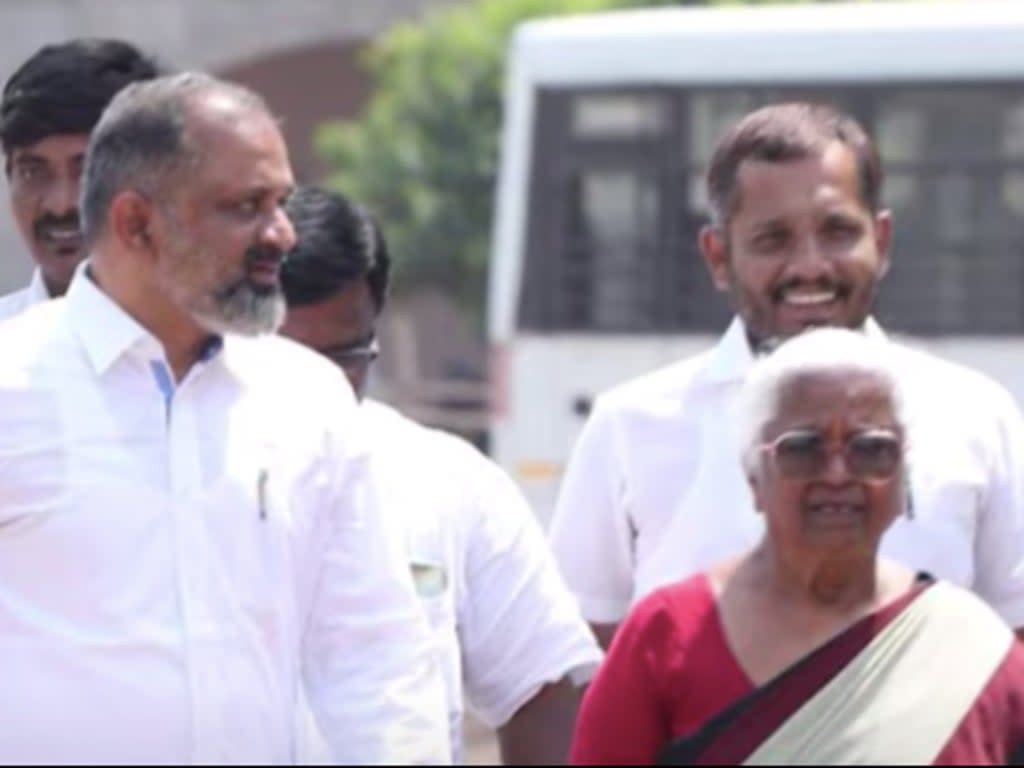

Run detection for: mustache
[[243, 243, 285, 267], [770, 278, 850, 303], [33, 212, 80, 239]]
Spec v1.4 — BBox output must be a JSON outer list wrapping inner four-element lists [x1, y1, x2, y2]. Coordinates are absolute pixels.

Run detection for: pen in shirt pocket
[[257, 468, 269, 521]]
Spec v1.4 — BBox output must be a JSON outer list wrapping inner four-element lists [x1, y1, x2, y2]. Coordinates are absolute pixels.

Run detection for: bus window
[[567, 169, 659, 330], [519, 88, 686, 332], [875, 85, 1024, 333], [571, 93, 669, 139]]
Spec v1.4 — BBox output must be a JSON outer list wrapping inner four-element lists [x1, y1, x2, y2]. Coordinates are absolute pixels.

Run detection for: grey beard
[[191, 284, 285, 336]]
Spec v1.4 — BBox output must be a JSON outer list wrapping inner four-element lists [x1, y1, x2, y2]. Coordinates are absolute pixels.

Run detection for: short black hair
[[706, 101, 882, 226], [281, 185, 391, 312], [1, 38, 163, 154]]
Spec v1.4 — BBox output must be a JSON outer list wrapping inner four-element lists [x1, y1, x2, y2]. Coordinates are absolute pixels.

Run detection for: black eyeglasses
[[760, 428, 903, 480], [319, 338, 380, 371]]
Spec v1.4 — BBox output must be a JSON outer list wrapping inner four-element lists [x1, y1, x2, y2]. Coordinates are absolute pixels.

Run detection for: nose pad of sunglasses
[[820, 449, 855, 478]]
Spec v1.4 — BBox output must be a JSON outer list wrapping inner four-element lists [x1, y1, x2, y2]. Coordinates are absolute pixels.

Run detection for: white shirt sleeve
[[301, 410, 450, 764], [549, 399, 636, 624], [973, 385, 1024, 629], [459, 452, 603, 729]]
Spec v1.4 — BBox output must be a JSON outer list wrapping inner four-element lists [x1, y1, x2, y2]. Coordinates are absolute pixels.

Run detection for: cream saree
[[658, 579, 1022, 765]]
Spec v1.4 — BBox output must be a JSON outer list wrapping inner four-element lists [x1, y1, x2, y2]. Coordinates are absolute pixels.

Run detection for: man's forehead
[[732, 147, 864, 220], [9, 133, 90, 161], [183, 102, 292, 185], [185, 88, 275, 134], [187, 89, 261, 124], [282, 292, 377, 349], [737, 146, 850, 184]]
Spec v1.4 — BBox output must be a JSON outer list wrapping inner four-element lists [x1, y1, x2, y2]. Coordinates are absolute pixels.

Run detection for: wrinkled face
[[152, 98, 295, 336], [749, 369, 905, 563], [280, 280, 378, 399], [701, 142, 891, 348], [7, 133, 90, 296]]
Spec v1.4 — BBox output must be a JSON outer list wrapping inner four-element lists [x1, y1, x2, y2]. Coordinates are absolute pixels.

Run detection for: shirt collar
[[26, 268, 51, 303], [704, 315, 888, 384], [66, 262, 161, 376]]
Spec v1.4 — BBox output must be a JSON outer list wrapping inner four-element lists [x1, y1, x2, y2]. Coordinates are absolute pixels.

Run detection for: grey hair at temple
[[79, 71, 269, 245]]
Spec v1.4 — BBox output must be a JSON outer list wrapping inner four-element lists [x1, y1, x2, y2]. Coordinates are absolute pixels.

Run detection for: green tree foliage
[[314, 0, 844, 322]]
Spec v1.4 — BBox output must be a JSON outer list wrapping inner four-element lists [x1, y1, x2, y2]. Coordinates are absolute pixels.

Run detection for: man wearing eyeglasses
[[279, 185, 602, 764], [550, 101, 1024, 649]]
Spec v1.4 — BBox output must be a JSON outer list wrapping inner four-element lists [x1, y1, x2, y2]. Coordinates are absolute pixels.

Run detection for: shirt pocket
[[411, 561, 448, 599], [205, 437, 295, 533], [199, 440, 296, 620], [408, 556, 461, 734], [410, 560, 452, 629]]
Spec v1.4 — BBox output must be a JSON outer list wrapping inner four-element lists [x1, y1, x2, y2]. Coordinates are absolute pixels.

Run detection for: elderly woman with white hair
[[571, 328, 1024, 766]]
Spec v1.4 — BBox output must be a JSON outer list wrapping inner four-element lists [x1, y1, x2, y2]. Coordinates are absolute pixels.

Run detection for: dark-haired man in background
[[0, 38, 161, 319], [280, 185, 602, 764]]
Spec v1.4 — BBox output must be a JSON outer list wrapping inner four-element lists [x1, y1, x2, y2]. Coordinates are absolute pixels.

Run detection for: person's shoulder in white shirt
[[362, 399, 602, 763], [880, 335, 1024, 629], [0, 293, 70, 380], [598, 345, 721, 412], [548, 321, 746, 632], [0, 269, 51, 324]]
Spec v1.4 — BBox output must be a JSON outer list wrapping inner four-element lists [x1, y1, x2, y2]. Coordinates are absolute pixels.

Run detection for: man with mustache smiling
[[550, 101, 1024, 648], [0, 38, 160, 320]]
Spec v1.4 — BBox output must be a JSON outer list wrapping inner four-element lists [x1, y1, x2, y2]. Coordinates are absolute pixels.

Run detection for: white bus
[[488, 0, 1024, 524]]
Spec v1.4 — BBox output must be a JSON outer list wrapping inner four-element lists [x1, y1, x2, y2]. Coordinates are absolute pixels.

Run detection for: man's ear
[[109, 190, 157, 258], [699, 224, 732, 293], [874, 208, 893, 280], [747, 471, 765, 516]]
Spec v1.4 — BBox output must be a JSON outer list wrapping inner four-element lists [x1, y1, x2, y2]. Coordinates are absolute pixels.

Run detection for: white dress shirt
[[550, 317, 1024, 628], [361, 400, 602, 762], [0, 270, 449, 764], [0, 268, 49, 322]]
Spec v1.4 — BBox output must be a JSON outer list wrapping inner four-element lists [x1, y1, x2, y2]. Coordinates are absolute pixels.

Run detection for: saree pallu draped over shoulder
[[658, 581, 1019, 766]]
